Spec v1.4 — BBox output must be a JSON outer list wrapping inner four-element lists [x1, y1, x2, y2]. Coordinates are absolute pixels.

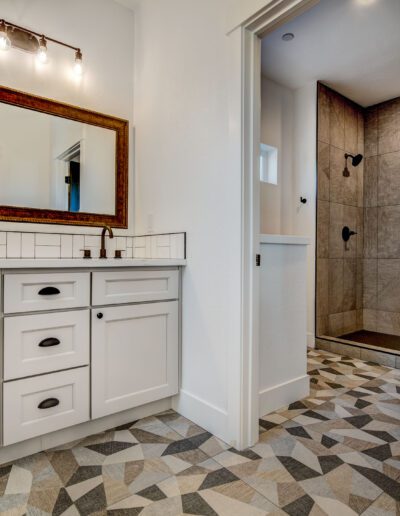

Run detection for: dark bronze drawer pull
[[38, 337, 60, 348], [38, 286, 60, 296], [38, 398, 60, 410]]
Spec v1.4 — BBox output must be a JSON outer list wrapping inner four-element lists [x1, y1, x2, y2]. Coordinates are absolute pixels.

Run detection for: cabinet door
[[91, 301, 179, 419]]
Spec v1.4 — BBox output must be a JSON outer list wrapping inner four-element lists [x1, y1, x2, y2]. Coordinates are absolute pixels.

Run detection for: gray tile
[[357, 110, 364, 155], [329, 145, 344, 205], [378, 98, 400, 155], [360, 348, 396, 368], [377, 259, 400, 312], [343, 310, 357, 334], [316, 316, 328, 337], [364, 156, 378, 208], [364, 107, 378, 157], [328, 312, 344, 337], [363, 309, 377, 331], [342, 163, 358, 207], [378, 151, 400, 206], [356, 259, 363, 309], [364, 207, 378, 258], [356, 207, 364, 259], [317, 200, 329, 258], [363, 259, 377, 309], [376, 310, 400, 337], [329, 259, 343, 314], [317, 259, 329, 316], [343, 205, 358, 257], [318, 84, 330, 144], [330, 340, 361, 359], [344, 102, 358, 155], [329, 91, 345, 150], [317, 141, 330, 201], [378, 205, 400, 258], [329, 203, 344, 258], [315, 338, 331, 352], [343, 259, 357, 311]]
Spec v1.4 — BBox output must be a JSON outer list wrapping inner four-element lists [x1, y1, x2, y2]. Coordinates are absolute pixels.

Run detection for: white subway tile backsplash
[[21, 233, 35, 258], [61, 235, 73, 258], [0, 231, 185, 261], [35, 246, 61, 258], [6, 233, 21, 258], [73, 235, 85, 258], [35, 233, 60, 246]]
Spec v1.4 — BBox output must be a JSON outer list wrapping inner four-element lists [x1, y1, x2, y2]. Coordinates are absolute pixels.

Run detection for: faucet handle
[[99, 248, 107, 259]]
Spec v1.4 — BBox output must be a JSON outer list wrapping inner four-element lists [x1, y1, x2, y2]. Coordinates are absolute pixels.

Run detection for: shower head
[[343, 153, 363, 177], [345, 153, 363, 167]]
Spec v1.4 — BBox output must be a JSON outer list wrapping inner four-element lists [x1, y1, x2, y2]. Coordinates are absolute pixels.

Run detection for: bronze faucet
[[100, 225, 114, 258]]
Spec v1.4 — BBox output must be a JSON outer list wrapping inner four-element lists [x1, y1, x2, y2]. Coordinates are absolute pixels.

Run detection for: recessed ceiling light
[[282, 33, 295, 42]]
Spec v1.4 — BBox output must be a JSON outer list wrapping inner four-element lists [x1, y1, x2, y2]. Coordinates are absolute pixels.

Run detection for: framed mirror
[[0, 86, 128, 227]]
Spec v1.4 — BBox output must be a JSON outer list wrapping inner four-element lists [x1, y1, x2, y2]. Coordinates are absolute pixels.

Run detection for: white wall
[[260, 79, 316, 343], [0, 0, 134, 233], [260, 77, 294, 234], [132, 0, 242, 445]]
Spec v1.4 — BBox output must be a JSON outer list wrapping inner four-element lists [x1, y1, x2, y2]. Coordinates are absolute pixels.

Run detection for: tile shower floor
[[1, 349, 400, 515]]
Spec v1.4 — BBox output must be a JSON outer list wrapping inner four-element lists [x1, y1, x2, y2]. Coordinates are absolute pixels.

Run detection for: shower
[[343, 152, 363, 177]]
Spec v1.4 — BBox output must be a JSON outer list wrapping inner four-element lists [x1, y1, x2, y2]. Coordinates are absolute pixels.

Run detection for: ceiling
[[261, 0, 400, 107]]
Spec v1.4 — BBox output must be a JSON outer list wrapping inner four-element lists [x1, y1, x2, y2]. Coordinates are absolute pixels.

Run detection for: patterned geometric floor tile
[[1, 348, 400, 515]]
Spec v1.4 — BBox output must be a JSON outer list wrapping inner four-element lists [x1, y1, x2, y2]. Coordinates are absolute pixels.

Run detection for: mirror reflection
[[0, 103, 116, 215]]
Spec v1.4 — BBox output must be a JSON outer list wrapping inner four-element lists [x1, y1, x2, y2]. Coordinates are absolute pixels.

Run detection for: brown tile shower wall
[[316, 84, 364, 337], [363, 97, 400, 336]]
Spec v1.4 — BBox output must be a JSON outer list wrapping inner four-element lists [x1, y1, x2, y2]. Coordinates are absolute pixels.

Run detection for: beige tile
[[315, 337, 331, 351], [356, 309, 363, 329], [344, 102, 358, 155], [316, 259, 329, 316], [360, 348, 396, 367], [364, 107, 378, 157], [329, 91, 345, 150], [364, 207, 377, 258], [329, 259, 343, 314], [356, 258, 363, 309], [356, 207, 363, 259], [318, 84, 330, 144], [378, 205, 400, 258], [343, 205, 358, 257], [363, 156, 378, 207], [317, 141, 330, 201], [363, 309, 377, 331], [378, 97, 400, 155], [343, 310, 357, 334], [316, 316, 328, 337], [363, 259, 377, 309], [357, 159, 364, 208], [357, 110, 364, 155], [329, 145, 344, 204], [328, 312, 344, 337], [376, 310, 400, 336], [343, 259, 356, 311], [317, 200, 329, 258], [377, 259, 400, 312], [378, 150, 400, 206], [342, 163, 358, 207], [329, 203, 344, 258], [330, 340, 361, 358]]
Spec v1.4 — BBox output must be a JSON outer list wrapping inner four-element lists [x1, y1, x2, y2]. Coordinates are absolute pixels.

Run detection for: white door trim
[[229, 0, 319, 450]]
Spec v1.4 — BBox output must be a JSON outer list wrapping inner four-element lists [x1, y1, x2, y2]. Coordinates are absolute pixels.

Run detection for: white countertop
[[0, 258, 186, 269], [260, 234, 311, 245]]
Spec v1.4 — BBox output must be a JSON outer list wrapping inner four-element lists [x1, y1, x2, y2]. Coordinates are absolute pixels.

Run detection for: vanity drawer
[[92, 269, 179, 305], [4, 310, 90, 380], [3, 367, 89, 446], [4, 272, 90, 313]]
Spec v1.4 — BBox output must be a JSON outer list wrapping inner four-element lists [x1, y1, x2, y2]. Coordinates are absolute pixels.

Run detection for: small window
[[260, 143, 278, 185]]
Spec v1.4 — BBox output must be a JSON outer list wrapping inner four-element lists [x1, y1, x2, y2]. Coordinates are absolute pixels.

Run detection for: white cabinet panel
[[91, 301, 179, 418], [3, 367, 89, 445], [92, 269, 179, 306], [4, 310, 90, 380], [4, 272, 90, 313]]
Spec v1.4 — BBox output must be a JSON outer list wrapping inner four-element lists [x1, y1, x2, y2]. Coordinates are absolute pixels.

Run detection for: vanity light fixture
[[0, 19, 83, 75]]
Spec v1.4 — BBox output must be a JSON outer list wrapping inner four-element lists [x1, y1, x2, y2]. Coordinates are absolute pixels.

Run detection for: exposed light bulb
[[37, 36, 48, 63], [0, 21, 11, 51], [74, 49, 83, 76]]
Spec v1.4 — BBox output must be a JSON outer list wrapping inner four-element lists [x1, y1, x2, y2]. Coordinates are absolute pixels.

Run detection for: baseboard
[[0, 397, 171, 465], [259, 375, 310, 416], [307, 332, 315, 348], [172, 389, 230, 445]]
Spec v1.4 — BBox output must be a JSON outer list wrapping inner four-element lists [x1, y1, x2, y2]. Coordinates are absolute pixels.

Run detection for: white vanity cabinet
[[0, 265, 182, 448]]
